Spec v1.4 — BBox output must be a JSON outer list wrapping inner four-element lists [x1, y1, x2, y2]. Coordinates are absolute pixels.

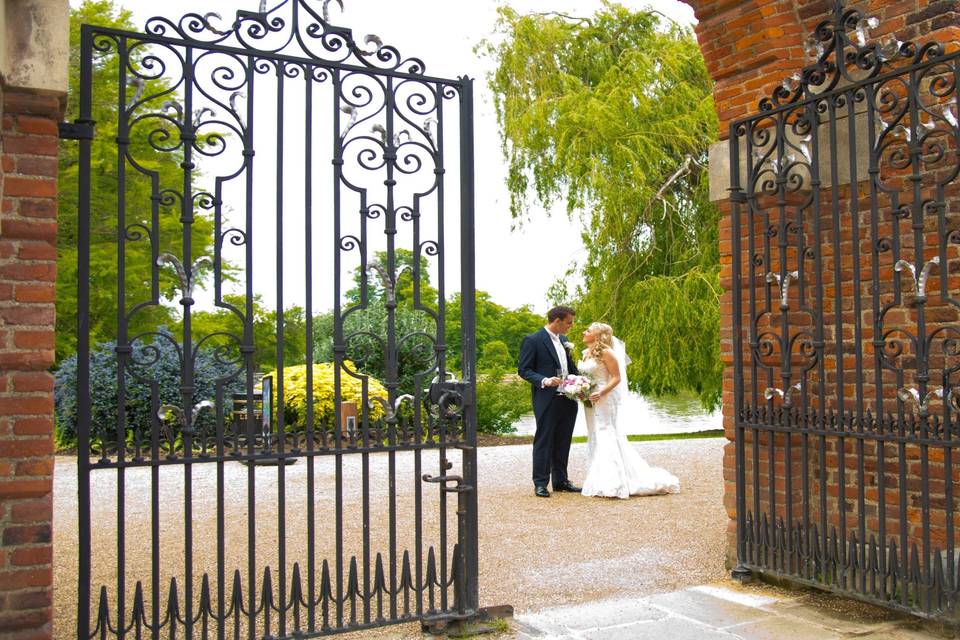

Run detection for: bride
[[578, 322, 680, 498]]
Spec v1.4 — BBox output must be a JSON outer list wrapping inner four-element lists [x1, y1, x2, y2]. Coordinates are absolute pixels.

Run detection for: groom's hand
[[543, 377, 561, 388]]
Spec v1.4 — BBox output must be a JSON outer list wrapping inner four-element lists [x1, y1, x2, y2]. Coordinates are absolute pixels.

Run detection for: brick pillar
[[0, 2, 68, 637], [685, 0, 960, 571], [0, 87, 60, 640]]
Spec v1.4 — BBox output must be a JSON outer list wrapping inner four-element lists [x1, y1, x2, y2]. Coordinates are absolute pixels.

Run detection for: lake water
[[511, 391, 722, 436]]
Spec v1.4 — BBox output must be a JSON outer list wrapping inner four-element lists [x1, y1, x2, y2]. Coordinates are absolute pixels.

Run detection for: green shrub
[[480, 340, 514, 373], [54, 329, 246, 450], [475, 374, 530, 435], [268, 362, 387, 428]]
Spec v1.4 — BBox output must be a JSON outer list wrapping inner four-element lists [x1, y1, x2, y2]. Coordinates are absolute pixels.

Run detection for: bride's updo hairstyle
[[587, 322, 614, 361]]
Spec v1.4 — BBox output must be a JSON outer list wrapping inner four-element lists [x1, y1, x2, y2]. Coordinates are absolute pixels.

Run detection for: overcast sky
[[81, 0, 696, 314]]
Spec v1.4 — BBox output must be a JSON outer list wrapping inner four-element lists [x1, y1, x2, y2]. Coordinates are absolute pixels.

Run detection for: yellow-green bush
[[269, 361, 388, 428]]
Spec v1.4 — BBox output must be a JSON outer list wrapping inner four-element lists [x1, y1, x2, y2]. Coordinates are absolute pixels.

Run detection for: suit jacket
[[517, 328, 580, 420]]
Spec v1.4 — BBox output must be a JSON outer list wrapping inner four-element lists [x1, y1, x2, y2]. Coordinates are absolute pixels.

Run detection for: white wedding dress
[[579, 353, 680, 498]]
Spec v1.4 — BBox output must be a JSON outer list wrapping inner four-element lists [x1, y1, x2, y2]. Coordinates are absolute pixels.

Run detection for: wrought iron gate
[[66, 1, 478, 637], [730, 1, 960, 621]]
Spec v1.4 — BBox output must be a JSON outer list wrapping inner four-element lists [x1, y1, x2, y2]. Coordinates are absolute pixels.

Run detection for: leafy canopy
[[483, 3, 722, 408]]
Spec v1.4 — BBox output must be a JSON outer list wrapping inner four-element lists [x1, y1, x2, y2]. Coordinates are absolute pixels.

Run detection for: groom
[[518, 306, 580, 498]]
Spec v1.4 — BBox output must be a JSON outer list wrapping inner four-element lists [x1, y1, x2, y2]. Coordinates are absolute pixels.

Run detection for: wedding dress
[[579, 344, 680, 498]]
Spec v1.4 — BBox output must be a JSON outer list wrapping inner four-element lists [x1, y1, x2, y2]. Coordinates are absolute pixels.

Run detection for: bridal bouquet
[[557, 374, 596, 407]]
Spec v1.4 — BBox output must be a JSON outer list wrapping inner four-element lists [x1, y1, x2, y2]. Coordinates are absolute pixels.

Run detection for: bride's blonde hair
[[586, 322, 614, 361]]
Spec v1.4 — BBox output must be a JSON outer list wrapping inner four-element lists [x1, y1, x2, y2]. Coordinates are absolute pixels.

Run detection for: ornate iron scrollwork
[[759, 0, 944, 111]]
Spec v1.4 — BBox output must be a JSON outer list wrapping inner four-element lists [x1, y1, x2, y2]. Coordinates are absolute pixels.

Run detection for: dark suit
[[517, 328, 579, 488]]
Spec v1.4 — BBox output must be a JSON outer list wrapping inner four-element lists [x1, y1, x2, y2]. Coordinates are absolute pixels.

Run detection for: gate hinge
[[58, 120, 95, 141]]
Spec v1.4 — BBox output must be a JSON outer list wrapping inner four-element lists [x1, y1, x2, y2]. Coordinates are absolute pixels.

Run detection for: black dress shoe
[[554, 480, 581, 492], [535, 485, 550, 498]]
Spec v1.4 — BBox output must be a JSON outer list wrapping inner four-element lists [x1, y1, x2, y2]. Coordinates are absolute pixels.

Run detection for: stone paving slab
[[643, 585, 776, 628], [513, 581, 958, 640]]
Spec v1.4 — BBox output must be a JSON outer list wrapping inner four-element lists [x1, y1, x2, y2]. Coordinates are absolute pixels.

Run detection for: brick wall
[[683, 0, 960, 575], [0, 87, 61, 639]]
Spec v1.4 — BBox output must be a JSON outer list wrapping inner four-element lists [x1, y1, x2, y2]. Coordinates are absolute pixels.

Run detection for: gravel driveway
[[52, 438, 727, 637]]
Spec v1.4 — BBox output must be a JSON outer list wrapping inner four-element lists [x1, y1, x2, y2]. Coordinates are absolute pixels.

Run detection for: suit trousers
[[532, 396, 578, 488]]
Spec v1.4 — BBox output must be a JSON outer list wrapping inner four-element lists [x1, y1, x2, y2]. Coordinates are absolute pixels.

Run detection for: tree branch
[[528, 11, 592, 26]]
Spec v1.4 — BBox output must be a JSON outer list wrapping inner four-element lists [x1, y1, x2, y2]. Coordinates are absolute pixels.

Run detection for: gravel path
[[52, 438, 727, 637]]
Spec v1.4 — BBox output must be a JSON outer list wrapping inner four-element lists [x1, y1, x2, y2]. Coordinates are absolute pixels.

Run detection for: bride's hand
[[589, 389, 604, 403]]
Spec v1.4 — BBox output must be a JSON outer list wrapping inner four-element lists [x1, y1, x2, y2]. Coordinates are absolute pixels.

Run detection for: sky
[[80, 0, 696, 314]]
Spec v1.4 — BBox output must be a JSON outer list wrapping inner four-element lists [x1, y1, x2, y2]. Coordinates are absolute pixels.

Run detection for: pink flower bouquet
[[557, 374, 596, 407]]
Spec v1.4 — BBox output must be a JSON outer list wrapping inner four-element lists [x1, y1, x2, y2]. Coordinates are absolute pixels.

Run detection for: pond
[[510, 391, 722, 436]]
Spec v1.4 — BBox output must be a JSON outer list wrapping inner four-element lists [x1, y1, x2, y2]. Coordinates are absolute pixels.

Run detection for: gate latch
[[427, 376, 468, 418], [422, 458, 472, 493]]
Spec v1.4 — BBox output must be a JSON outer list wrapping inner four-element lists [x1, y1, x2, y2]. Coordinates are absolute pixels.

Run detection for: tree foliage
[[58, 0, 218, 361], [483, 3, 722, 408], [186, 295, 307, 372], [445, 291, 544, 372]]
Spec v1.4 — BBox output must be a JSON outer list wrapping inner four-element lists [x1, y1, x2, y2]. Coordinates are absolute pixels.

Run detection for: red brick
[[10, 547, 52, 567], [0, 283, 12, 300], [17, 243, 56, 261], [14, 459, 54, 477], [0, 262, 55, 281], [3, 91, 62, 118], [17, 199, 56, 219], [0, 136, 57, 157], [11, 373, 53, 393], [0, 568, 52, 589], [1, 524, 51, 545], [13, 116, 58, 136], [2, 219, 56, 242], [0, 239, 16, 258], [0, 305, 55, 327], [10, 496, 52, 523], [0, 610, 50, 634], [2, 176, 56, 199], [0, 351, 55, 371], [14, 285, 55, 304], [13, 417, 54, 437], [12, 330, 55, 351], [1, 154, 14, 173], [0, 437, 53, 458], [0, 393, 53, 416], [8, 590, 51, 610], [15, 156, 58, 178]]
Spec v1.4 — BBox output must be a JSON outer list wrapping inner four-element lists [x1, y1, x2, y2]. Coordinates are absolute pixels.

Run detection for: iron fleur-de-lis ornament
[[157, 253, 212, 305], [897, 386, 942, 417], [366, 262, 411, 305], [369, 394, 414, 422], [764, 383, 802, 407], [894, 257, 939, 300], [765, 270, 799, 309], [322, 0, 343, 22], [158, 400, 215, 439], [371, 123, 411, 147], [126, 77, 145, 110]]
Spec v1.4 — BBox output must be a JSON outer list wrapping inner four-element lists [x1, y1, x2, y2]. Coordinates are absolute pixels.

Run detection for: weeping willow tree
[[482, 3, 722, 408]]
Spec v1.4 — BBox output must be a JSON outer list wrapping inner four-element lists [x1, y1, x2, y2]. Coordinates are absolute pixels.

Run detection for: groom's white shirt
[[543, 326, 569, 387]]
